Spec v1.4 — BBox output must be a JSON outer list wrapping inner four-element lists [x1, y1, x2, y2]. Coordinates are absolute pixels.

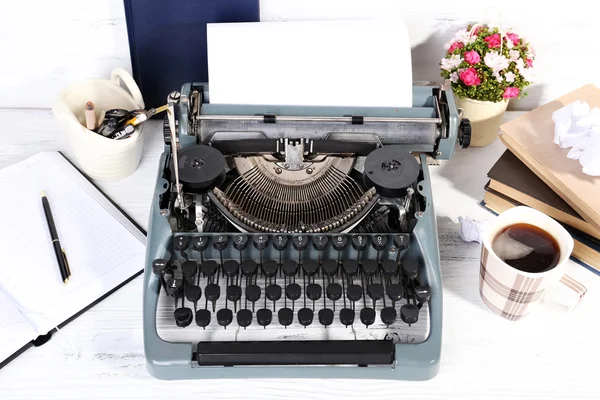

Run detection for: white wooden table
[[0, 110, 598, 399]]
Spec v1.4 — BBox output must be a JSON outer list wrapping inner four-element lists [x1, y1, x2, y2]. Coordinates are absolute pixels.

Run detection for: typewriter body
[[143, 82, 470, 380]]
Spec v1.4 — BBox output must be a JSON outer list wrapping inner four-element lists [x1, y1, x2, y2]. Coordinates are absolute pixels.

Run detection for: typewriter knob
[[415, 285, 432, 305], [172, 145, 226, 194], [459, 118, 472, 149]]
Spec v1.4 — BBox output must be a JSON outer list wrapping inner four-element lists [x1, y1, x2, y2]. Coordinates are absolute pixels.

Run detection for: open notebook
[[0, 152, 146, 367]]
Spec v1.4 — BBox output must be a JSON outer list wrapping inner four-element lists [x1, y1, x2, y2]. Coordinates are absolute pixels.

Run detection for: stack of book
[[482, 149, 600, 275]]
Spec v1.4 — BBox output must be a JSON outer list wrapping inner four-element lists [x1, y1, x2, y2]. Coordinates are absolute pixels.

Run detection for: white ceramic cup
[[52, 68, 145, 181], [480, 206, 586, 321]]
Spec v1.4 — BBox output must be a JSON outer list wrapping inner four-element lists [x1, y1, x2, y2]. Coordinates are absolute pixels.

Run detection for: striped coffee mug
[[480, 206, 586, 321]]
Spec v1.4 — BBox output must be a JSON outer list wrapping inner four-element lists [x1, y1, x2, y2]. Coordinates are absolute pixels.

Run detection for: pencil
[[84, 101, 97, 131]]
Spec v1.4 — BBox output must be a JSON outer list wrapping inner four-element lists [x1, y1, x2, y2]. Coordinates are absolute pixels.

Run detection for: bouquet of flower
[[440, 25, 536, 102]]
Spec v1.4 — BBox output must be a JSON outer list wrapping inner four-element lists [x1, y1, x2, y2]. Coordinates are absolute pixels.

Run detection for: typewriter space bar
[[196, 341, 394, 366]]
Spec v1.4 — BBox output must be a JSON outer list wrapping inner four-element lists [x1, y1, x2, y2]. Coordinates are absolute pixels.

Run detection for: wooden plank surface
[[0, 109, 599, 399], [500, 84, 600, 231]]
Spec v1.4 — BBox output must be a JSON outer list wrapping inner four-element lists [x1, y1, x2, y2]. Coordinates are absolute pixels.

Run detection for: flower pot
[[455, 96, 509, 147]]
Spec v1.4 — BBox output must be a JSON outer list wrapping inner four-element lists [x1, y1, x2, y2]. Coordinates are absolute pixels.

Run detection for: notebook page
[[0, 288, 36, 363], [0, 153, 145, 335]]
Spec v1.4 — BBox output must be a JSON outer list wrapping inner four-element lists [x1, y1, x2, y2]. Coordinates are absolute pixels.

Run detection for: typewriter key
[[306, 283, 322, 302], [174, 307, 193, 327], [346, 284, 362, 302], [386, 283, 404, 306], [185, 285, 202, 308], [246, 284, 261, 303], [342, 260, 358, 276], [394, 234, 410, 252], [361, 259, 378, 276], [173, 235, 189, 251], [152, 259, 169, 276], [201, 260, 218, 277], [273, 234, 288, 251], [351, 235, 368, 251], [367, 283, 384, 308], [313, 235, 329, 252], [332, 235, 348, 251], [380, 307, 397, 326], [321, 259, 338, 276], [165, 277, 183, 297], [233, 235, 248, 251], [205, 283, 220, 312], [326, 283, 342, 301], [262, 260, 278, 278], [371, 235, 387, 251], [340, 308, 355, 327], [282, 260, 299, 277], [285, 283, 302, 301], [223, 260, 239, 278], [226, 285, 242, 303], [415, 285, 431, 306], [237, 309, 253, 328], [400, 304, 419, 325], [266, 284, 282, 302], [191, 236, 209, 252], [213, 235, 228, 251], [278, 307, 294, 327], [402, 259, 419, 279], [241, 260, 258, 277], [217, 309, 233, 328], [298, 308, 314, 327], [257, 308, 272, 328], [360, 307, 376, 328], [292, 235, 309, 251], [302, 260, 319, 277], [181, 260, 198, 283], [318, 308, 334, 327], [195, 309, 211, 329], [253, 234, 269, 251], [381, 259, 398, 277]]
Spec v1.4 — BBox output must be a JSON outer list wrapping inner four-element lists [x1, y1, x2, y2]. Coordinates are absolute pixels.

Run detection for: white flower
[[509, 50, 520, 62], [484, 51, 509, 73], [515, 58, 536, 83], [441, 54, 463, 71], [493, 71, 503, 83], [450, 71, 459, 83], [506, 39, 514, 49], [505, 71, 516, 82]]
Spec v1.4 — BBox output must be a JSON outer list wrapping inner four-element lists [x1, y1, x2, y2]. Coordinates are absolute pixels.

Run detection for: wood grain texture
[[1, 0, 600, 110], [0, 110, 599, 398]]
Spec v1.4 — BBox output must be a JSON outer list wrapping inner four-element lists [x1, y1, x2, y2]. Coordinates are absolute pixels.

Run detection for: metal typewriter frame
[[143, 85, 465, 380]]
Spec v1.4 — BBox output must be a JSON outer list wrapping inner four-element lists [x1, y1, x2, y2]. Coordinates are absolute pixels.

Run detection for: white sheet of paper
[[207, 19, 412, 107]]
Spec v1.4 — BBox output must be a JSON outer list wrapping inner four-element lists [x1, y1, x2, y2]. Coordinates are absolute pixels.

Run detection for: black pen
[[41, 191, 71, 284]]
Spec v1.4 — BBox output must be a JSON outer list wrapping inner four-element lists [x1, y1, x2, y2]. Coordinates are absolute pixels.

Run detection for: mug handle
[[110, 67, 145, 109], [544, 274, 587, 313]]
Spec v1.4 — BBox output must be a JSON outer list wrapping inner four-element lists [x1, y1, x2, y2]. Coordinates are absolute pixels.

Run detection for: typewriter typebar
[[143, 84, 470, 380]]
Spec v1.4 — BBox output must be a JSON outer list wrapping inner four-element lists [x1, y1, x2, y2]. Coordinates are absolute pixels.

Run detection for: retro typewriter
[[143, 83, 471, 380]]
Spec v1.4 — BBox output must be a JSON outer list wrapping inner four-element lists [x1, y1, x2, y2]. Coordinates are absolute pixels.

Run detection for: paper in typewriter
[[207, 19, 413, 107], [0, 152, 145, 359]]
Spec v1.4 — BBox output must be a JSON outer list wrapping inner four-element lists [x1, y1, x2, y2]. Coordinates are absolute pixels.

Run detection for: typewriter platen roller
[[143, 84, 470, 380]]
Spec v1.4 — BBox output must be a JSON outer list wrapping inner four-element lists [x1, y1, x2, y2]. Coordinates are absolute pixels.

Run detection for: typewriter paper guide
[[207, 19, 413, 107]]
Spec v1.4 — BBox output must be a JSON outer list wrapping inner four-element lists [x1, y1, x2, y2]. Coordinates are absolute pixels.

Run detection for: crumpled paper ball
[[457, 216, 488, 243], [552, 100, 600, 176]]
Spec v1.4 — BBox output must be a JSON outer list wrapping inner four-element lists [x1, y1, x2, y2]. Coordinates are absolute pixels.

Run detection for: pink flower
[[460, 68, 481, 86], [506, 32, 520, 45], [503, 87, 520, 99], [448, 42, 463, 53], [526, 58, 533, 67], [484, 34, 501, 48], [464, 50, 481, 65], [473, 26, 482, 36]]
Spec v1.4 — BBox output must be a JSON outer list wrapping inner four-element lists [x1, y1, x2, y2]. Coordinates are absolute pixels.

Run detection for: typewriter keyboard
[[154, 233, 430, 348]]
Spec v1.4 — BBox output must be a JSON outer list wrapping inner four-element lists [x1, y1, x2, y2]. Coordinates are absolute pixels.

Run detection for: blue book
[[123, 0, 260, 110]]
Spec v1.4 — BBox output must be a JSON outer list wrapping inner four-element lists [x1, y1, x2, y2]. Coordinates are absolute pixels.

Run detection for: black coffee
[[491, 223, 560, 273]]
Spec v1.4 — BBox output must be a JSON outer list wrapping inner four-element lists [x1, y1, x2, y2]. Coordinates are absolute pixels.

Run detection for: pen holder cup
[[52, 68, 146, 182]]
